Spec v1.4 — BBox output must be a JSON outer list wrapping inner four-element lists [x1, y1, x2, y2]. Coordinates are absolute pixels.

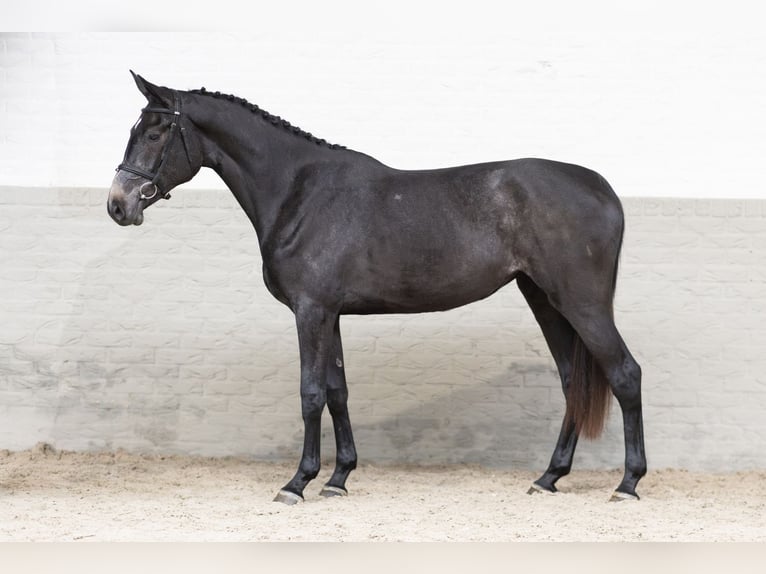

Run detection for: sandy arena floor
[[1, 443, 765, 542]]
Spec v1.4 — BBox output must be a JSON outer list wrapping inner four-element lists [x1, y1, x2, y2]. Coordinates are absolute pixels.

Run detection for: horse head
[[108, 71, 202, 225]]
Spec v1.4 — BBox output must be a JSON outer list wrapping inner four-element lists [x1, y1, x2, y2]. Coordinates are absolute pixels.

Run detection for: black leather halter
[[116, 91, 192, 200]]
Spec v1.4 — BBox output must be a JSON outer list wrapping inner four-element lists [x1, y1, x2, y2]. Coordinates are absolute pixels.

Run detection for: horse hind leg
[[558, 303, 647, 500], [517, 273, 580, 494]]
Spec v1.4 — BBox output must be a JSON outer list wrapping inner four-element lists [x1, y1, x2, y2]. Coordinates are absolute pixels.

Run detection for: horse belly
[[341, 229, 515, 314]]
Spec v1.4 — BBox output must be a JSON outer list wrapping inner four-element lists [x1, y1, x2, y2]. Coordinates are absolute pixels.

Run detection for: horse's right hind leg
[[517, 274, 580, 494]]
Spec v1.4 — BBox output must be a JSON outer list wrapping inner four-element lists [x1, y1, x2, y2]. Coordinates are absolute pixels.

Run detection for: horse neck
[[187, 94, 342, 244]]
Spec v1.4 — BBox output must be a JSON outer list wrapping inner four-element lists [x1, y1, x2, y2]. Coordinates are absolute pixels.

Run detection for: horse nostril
[[109, 199, 125, 222]]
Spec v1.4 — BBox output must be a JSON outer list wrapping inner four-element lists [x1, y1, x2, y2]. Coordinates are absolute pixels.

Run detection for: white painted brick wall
[[2, 30, 766, 471], [1, 187, 765, 472]]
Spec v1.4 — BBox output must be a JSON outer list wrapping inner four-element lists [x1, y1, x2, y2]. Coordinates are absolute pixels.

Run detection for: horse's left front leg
[[274, 303, 336, 505]]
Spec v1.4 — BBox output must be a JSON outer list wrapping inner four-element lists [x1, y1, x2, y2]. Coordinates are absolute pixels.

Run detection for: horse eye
[[148, 133, 160, 141]]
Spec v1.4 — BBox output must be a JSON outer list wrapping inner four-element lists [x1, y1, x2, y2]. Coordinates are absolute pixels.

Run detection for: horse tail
[[565, 335, 611, 439], [564, 196, 623, 439]]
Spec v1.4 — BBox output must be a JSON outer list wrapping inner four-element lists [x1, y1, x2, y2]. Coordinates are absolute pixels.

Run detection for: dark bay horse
[[108, 72, 646, 504]]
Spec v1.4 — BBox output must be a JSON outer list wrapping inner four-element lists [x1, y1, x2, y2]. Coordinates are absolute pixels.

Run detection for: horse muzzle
[[108, 179, 145, 226]]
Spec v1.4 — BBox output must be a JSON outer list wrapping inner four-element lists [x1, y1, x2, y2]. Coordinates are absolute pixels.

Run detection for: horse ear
[[130, 70, 173, 106]]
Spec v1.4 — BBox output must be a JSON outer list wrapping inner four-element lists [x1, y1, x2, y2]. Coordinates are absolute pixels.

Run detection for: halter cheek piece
[[116, 91, 193, 201]]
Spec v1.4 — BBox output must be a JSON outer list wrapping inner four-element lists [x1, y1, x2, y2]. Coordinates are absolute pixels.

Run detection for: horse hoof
[[273, 489, 304, 505], [319, 485, 348, 498], [609, 490, 640, 502], [527, 483, 555, 495]]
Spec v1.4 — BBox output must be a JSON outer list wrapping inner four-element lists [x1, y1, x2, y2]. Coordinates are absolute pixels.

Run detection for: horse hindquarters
[[517, 172, 646, 498]]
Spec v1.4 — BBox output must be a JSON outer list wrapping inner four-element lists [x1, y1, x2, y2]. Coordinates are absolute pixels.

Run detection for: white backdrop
[[2, 1, 765, 198]]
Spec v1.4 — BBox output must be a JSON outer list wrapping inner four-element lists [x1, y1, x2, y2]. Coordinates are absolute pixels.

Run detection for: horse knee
[[300, 391, 326, 420]]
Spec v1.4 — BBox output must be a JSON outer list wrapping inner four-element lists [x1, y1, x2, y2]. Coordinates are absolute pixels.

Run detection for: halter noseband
[[116, 91, 193, 200]]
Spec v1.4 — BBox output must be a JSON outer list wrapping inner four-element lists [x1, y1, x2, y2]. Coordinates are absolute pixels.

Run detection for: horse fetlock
[[334, 446, 357, 469]]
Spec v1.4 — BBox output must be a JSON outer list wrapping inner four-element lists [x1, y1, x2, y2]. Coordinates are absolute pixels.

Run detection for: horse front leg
[[273, 303, 336, 505], [319, 316, 358, 497]]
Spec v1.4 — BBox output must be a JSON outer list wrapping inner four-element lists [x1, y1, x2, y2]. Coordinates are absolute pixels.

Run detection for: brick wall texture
[[1, 187, 764, 472]]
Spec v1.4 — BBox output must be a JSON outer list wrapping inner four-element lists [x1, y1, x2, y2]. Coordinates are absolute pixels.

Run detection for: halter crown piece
[[116, 90, 193, 200]]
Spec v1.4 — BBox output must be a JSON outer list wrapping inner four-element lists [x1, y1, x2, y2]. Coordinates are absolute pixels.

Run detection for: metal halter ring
[[139, 181, 159, 200]]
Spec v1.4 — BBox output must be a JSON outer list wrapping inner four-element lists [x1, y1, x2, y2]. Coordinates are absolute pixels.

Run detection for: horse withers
[[108, 72, 646, 504]]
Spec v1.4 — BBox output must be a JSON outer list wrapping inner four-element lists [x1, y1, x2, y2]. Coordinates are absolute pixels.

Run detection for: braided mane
[[189, 87, 345, 150]]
